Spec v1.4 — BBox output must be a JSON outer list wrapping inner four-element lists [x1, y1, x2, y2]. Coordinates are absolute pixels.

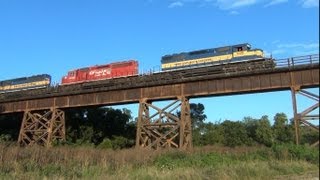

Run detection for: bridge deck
[[0, 55, 319, 114]]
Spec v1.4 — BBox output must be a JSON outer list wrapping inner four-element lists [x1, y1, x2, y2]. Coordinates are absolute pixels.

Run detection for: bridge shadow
[[0, 105, 4, 113]]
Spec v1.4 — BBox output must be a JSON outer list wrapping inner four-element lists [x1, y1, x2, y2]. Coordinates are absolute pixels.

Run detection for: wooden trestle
[[1, 55, 317, 148], [135, 96, 192, 149], [291, 87, 319, 146], [18, 108, 65, 147]]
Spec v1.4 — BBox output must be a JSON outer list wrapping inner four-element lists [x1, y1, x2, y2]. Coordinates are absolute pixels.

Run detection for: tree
[[65, 107, 135, 148], [0, 113, 23, 142], [300, 126, 319, 145], [87, 107, 133, 145], [274, 113, 287, 128], [189, 103, 207, 145], [273, 113, 293, 143], [190, 103, 207, 129], [255, 115, 274, 147], [176, 103, 207, 146], [201, 122, 224, 146], [65, 108, 93, 144], [221, 120, 250, 147], [243, 116, 259, 141], [243, 115, 274, 146]]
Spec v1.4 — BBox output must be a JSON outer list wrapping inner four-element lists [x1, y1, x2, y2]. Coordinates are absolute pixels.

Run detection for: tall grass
[[0, 144, 318, 179]]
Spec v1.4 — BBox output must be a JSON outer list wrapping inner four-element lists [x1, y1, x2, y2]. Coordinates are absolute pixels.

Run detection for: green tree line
[[0, 104, 318, 148], [189, 103, 318, 147]]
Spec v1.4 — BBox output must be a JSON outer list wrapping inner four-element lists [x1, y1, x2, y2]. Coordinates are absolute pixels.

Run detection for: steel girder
[[135, 97, 192, 149], [291, 87, 319, 146], [18, 108, 65, 147]]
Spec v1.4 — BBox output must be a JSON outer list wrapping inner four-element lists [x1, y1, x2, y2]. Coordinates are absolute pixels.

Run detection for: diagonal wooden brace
[[18, 108, 65, 147], [291, 87, 319, 146], [136, 97, 192, 150]]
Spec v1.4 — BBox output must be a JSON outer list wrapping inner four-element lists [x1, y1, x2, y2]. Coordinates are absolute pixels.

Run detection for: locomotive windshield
[[247, 44, 251, 50], [68, 71, 75, 76]]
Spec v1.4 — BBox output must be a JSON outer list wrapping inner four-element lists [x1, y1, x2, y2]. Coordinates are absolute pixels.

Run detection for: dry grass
[[0, 144, 318, 179], [191, 144, 265, 154], [0, 144, 157, 167]]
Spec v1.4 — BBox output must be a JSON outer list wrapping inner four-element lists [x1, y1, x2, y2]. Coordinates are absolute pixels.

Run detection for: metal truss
[[18, 108, 65, 147], [135, 97, 192, 149], [291, 87, 319, 146]]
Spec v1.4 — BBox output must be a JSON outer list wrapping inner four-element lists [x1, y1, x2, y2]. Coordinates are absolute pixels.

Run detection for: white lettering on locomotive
[[89, 69, 111, 76]]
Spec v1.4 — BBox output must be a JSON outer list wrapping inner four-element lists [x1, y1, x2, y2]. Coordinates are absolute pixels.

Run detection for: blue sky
[[0, 0, 319, 122]]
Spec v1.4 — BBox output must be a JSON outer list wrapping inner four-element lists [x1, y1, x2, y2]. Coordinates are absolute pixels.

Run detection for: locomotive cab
[[232, 43, 264, 61], [61, 70, 77, 84], [247, 44, 251, 50], [232, 44, 251, 52], [68, 71, 76, 78]]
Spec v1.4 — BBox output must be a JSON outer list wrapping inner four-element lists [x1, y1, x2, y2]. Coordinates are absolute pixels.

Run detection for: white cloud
[[270, 42, 319, 57], [164, 0, 318, 10], [231, 0, 257, 8], [272, 49, 287, 55], [264, 0, 288, 7], [215, 0, 258, 10], [300, 0, 319, 8], [230, 10, 240, 15], [277, 43, 319, 49], [165, 0, 261, 9], [168, 1, 184, 8]]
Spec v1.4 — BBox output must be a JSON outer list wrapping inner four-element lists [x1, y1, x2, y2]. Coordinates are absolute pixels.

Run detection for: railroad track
[[0, 56, 318, 103]]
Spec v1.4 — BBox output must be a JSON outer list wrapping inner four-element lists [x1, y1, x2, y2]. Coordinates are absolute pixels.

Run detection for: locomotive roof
[[162, 43, 252, 59], [67, 60, 138, 72], [0, 74, 51, 84]]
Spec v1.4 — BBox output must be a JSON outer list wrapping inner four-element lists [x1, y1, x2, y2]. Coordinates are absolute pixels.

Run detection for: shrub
[[0, 134, 12, 142], [221, 120, 251, 147], [96, 138, 113, 149], [271, 144, 319, 164], [111, 136, 129, 150], [154, 152, 185, 170]]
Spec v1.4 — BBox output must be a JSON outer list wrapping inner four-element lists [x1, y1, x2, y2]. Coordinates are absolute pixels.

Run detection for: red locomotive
[[61, 60, 138, 85]]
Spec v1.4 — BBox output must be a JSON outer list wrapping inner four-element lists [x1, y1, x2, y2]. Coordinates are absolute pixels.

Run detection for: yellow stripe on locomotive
[[162, 54, 233, 69], [233, 49, 263, 58], [1, 79, 50, 92], [161, 43, 265, 70]]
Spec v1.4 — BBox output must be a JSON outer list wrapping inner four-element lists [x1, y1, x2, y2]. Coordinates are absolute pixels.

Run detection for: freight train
[[161, 43, 265, 70], [0, 43, 270, 93]]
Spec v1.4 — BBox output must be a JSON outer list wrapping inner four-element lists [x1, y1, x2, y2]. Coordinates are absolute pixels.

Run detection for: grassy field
[[0, 144, 318, 179]]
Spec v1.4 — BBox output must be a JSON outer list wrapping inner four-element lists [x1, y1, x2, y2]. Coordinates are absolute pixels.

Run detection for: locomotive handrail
[[274, 54, 319, 68]]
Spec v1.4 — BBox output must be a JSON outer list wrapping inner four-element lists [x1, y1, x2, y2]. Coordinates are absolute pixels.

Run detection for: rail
[[140, 54, 319, 75], [0, 54, 319, 102], [274, 54, 319, 68]]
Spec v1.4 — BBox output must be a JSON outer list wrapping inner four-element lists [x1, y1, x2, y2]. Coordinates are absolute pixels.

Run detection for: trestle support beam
[[136, 97, 192, 149], [291, 87, 319, 146], [18, 108, 66, 147]]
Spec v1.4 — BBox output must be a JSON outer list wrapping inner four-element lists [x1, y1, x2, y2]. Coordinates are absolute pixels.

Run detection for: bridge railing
[[275, 54, 319, 68], [140, 54, 320, 76]]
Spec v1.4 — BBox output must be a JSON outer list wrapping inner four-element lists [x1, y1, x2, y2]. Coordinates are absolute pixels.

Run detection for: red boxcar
[[61, 60, 138, 85]]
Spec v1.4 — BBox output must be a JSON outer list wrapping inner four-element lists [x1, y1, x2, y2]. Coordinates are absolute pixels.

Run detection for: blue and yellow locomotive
[[161, 43, 266, 70], [0, 74, 51, 93]]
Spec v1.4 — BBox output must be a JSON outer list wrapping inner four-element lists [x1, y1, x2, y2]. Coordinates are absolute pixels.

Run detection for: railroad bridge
[[0, 54, 319, 148]]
